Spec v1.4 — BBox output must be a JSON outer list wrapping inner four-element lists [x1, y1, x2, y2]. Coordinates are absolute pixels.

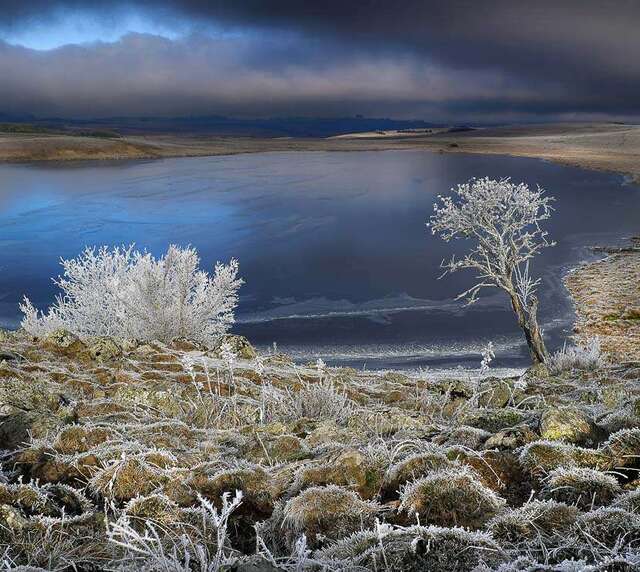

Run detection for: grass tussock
[[1, 328, 640, 570]]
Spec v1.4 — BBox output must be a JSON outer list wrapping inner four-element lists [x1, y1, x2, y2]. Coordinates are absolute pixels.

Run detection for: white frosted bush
[[20, 244, 242, 347], [547, 338, 605, 374]]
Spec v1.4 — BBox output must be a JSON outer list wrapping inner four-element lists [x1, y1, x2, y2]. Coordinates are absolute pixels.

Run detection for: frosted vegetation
[[0, 176, 636, 571], [430, 177, 554, 365], [20, 244, 242, 346]]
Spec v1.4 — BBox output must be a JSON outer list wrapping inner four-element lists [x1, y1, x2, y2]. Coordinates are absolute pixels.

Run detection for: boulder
[[86, 337, 122, 361], [41, 329, 87, 357], [540, 406, 600, 445], [213, 335, 257, 360], [484, 425, 538, 450]]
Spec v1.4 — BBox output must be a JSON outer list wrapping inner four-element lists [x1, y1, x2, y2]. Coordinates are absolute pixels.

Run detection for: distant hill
[[0, 114, 443, 138]]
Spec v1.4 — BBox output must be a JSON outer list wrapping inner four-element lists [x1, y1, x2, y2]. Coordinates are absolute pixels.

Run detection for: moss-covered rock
[[539, 406, 600, 445], [86, 337, 122, 361], [212, 335, 257, 360], [292, 448, 384, 499], [41, 329, 87, 357], [484, 425, 538, 450], [461, 408, 528, 432]]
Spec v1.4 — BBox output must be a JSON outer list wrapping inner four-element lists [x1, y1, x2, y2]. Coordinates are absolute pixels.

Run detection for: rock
[[293, 448, 384, 499], [461, 408, 528, 432], [484, 425, 538, 450], [0, 411, 64, 451], [41, 329, 87, 357], [478, 377, 515, 408], [540, 406, 600, 445], [86, 337, 122, 361], [213, 335, 257, 360]]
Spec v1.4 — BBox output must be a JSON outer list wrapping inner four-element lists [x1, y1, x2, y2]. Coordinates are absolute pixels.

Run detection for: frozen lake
[[1, 150, 639, 370]]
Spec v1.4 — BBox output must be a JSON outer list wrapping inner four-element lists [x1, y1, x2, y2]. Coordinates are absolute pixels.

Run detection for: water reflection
[[1, 150, 638, 369]]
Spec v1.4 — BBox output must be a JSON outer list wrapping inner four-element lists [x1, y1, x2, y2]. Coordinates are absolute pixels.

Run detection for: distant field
[[1, 123, 640, 184]]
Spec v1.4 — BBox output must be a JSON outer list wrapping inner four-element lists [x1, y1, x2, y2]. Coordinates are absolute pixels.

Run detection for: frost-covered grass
[[547, 338, 606, 374], [0, 328, 638, 571]]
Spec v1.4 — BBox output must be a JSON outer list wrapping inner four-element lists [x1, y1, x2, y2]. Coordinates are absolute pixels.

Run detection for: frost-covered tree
[[429, 177, 554, 364], [20, 244, 243, 346]]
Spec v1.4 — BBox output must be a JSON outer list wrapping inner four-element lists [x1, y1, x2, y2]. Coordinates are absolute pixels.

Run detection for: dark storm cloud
[[0, 0, 639, 119]]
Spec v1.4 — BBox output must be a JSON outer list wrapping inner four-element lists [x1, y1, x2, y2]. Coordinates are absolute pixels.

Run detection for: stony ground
[[1, 327, 639, 571], [566, 238, 640, 362]]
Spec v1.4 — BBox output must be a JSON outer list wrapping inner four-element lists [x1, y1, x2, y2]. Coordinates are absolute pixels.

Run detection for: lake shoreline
[[564, 237, 640, 361], [1, 122, 640, 185]]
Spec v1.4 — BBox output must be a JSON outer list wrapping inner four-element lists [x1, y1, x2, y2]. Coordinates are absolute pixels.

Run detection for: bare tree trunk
[[509, 292, 548, 365]]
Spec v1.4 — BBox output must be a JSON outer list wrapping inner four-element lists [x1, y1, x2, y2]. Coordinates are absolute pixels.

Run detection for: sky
[[0, 1, 639, 122]]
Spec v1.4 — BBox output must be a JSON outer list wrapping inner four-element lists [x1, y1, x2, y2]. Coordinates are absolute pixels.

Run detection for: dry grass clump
[[283, 485, 381, 547], [601, 427, 640, 469], [381, 445, 453, 497], [266, 377, 356, 425], [487, 499, 578, 543], [51, 424, 115, 454], [398, 466, 505, 529], [89, 455, 171, 502], [612, 489, 640, 513], [547, 338, 606, 375], [572, 507, 640, 557], [316, 524, 504, 572], [518, 440, 611, 477], [192, 465, 275, 518], [541, 467, 621, 510]]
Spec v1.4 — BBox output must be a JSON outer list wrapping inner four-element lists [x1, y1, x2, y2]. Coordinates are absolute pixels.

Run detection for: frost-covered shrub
[[541, 467, 621, 510], [547, 338, 606, 374], [20, 245, 242, 347], [429, 177, 555, 365], [265, 378, 356, 425], [398, 466, 505, 529]]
